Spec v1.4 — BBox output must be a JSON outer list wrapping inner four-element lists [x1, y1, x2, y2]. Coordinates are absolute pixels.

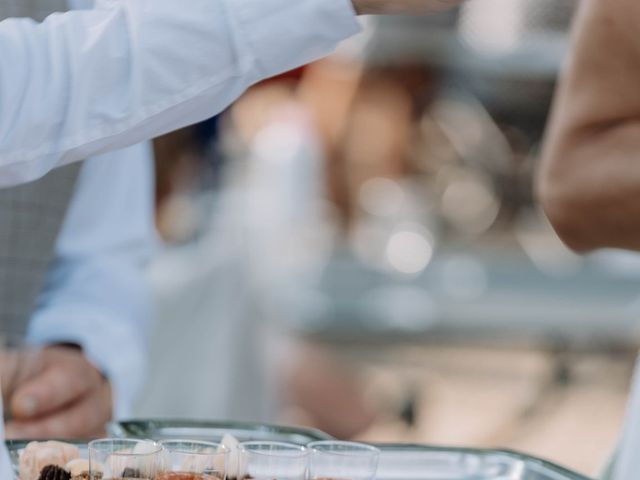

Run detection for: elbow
[[537, 183, 596, 253], [536, 144, 600, 253]]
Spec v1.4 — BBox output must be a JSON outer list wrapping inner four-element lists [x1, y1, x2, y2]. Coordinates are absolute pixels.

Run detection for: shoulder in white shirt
[[1, 0, 359, 416], [0, 0, 360, 187]]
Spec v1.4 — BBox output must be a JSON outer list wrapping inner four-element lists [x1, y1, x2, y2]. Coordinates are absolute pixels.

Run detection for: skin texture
[[538, 0, 640, 252], [352, 0, 461, 15], [2, 346, 112, 439]]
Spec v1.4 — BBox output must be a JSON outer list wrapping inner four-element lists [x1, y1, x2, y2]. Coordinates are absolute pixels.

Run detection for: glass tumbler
[[308, 441, 380, 480], [158, 440, 229, 480], [239, 441, 309, 480], [89, 438, 163, 479]]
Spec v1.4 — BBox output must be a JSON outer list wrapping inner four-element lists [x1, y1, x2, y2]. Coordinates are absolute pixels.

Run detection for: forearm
[[540, 121, 640, 252], [0, 0, 359, 186], [28, 147, 155, 417], [538, 0, 640, 251], [0, 0, 465, 187]]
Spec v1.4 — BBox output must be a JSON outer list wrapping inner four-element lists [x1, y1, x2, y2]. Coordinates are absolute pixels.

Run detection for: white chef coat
[[0, 0, 359, 472], [26, 142, 156, 419], [0, 0, 361, 187], [0, 0, 157, 422]]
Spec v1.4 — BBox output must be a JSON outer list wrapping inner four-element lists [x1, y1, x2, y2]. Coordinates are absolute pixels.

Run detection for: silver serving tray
[[107, 419, 333, 444], [8, 442, 593, 480], [7, 424, 593, 480], [373, 444, 593, 480]]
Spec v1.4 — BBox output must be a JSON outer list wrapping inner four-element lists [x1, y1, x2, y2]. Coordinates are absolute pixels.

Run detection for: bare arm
[[538, 0, 640, 252], [353, 0, 460, 14], [536, 25, 640, 476]]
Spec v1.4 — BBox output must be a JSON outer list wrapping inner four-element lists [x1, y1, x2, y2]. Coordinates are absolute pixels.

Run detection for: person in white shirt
[[6, 144, 155, 439], [0, 0, 153, 443], [0, 0, 459, 445], [538, 0, 640, 478], [0, 0, 459, 187], [0, 0, 454, 473]]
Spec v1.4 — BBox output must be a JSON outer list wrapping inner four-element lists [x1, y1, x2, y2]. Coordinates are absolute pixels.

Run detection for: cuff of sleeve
[[26, 308, 146, 419], [229, 0, 361, 78]]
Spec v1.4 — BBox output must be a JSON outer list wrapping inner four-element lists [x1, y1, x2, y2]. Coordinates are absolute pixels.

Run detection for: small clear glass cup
[[89, 438, 163, 479], [158, 440, 229, 480], [239, 441, 309, 480], [307, 441, 380, 480]]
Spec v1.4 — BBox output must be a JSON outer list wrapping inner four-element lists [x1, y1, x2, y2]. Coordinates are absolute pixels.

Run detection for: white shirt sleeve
[[26, 142, 157, 418], [0, 0, 361, 187], [0, 397, 11, 478]]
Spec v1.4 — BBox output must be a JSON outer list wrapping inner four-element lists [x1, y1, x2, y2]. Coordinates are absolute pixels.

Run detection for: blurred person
[[538, 0, 640, 477], [0, 2, 155, 440], [216, 17, 442, 435], [538, 0, 640, 253], [0, 0, 461, 188], [280, 344, 377, 439]]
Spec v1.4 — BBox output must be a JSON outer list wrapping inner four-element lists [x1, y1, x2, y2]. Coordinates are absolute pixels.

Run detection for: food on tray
[[37, 465, 70, 480], [132, 441, 159, 455], [15, 432, 254, 480], [156, 473, 222, 480], [104, 440, 158, 479], [20, 441, 80, 480], [174, 454, 214, 474], [218, 434, 240, 479], [123, 467, 142, 477], [105, 461, 148, 479], [65, 458, 103, 480]]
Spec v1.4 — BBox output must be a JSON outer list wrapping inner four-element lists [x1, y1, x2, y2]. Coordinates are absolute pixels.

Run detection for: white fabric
[[0, 395, 11, 479], [0, 2, 150, 473], [0, 0, 361, 187], [25, 142, 157, 418], [0, 0, 360, 469], [0, 0, 360, 420]]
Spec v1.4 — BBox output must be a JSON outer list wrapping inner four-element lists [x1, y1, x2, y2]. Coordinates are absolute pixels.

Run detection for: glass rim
[[159, 439, 229, 456], [307, 441, 381, 457], [240, 441, 309, 458], [88, 438, 163, 457]]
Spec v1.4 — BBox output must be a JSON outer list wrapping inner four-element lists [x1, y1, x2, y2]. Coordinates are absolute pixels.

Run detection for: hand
[[3, 346, 112, 439], [352, 0, 462, 15]]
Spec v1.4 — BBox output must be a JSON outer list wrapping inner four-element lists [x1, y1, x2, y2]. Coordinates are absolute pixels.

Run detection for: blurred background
[[132, 0, 640, 476]]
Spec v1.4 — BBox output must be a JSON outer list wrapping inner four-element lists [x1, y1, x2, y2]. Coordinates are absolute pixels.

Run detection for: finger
[[6, 383, 111, 439], [0, 349, 43, 401], [0, 350, 21, 399], [10, 356, 98, 419]]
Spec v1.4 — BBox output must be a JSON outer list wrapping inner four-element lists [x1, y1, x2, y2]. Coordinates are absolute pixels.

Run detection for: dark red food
[[38, 465, 71, 480]]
